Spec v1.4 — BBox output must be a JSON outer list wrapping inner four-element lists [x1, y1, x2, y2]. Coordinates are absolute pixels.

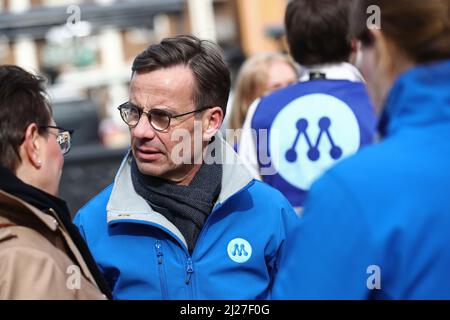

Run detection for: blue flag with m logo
[[251, 79, 376, 208]]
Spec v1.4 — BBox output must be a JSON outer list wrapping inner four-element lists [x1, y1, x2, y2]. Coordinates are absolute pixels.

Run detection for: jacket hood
[[379, 59, 450, 137]]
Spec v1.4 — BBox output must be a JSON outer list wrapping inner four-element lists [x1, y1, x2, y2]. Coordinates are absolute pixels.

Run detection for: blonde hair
[[229, 53, 297, 131]]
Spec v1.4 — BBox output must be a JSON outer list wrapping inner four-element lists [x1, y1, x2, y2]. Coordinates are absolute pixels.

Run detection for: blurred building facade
[[0, 0, 288, 148], [0, 0, 289, 213]]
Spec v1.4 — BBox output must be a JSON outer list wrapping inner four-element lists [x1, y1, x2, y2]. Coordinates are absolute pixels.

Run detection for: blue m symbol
[[286, 117, 343, 162], [232, 244, 249, 257]]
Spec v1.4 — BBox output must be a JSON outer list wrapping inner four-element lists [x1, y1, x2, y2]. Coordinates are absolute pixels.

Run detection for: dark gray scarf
[[130, 158, 222, 254]]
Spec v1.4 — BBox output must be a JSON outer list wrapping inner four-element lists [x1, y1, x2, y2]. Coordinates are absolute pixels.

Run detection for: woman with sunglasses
[[0, 65, 111, 299]]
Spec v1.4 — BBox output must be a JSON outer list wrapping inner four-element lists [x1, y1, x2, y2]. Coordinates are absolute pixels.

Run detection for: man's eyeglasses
[[39, 125, 74, 155], [118, 102, 214, 132]]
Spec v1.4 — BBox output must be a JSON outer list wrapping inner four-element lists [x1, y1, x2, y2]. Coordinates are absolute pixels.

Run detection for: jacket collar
[[107, 133, 255, 247], [0, 166, 112, 299], [0, 165, 68, 231], [378, 59, 450, 137], [299, 62, 365, 83], [0, 189, 112, 298], [0, 165, 71, 222], [0, 189, 59, 231]]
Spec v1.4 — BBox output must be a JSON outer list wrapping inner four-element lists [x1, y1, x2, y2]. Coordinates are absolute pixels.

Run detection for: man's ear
[[21, 123, 43, 169], [202, 106, 224, 141]]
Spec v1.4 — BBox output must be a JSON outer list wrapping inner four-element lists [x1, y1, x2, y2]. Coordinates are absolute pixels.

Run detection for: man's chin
[[136, 161, 164, 177], [134, 158, 166, 176]]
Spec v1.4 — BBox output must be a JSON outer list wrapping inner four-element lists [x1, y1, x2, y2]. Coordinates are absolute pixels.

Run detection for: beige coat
[[0, 190, 107, 300]]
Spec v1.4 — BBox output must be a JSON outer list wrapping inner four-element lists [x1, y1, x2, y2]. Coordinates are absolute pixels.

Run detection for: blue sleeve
[[267, 195, 300, 297], [271, 171, 375, 299]]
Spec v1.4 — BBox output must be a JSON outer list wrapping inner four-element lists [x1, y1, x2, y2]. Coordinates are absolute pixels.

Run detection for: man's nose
[[131, 114, 157, 140]]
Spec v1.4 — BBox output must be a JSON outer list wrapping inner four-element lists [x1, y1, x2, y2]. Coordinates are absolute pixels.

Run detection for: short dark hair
[[132, 35, 231, 118], [285, 0, 353, 66], [0, 65, 52, 172]]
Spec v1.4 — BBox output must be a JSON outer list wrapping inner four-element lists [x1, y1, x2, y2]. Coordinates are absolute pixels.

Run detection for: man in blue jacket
[[239, 0, 376, 213], [74, 35, 297, 299]]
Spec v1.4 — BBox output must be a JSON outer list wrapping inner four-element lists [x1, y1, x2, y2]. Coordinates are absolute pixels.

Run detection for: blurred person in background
[[0, 65, 111, 299], [225, 53, 298, 149], [273, 0, 450, 299], [239, 0, 377, 213], [74, 35, 297, 299]]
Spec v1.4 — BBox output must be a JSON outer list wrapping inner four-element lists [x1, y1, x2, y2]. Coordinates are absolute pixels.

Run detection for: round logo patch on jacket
[[227, 238, 252, 263]]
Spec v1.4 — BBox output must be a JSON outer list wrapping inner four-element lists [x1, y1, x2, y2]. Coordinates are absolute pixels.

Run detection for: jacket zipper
[[183, 203, 223, 298], [185, 257, 194, 299], [122, 181, 255, 299], [182, 183, 255, 299], [155, 241, 169, 299]]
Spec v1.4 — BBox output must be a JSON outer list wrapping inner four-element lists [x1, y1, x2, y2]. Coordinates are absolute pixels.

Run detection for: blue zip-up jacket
[[74, 136, 298, 299], [272, 60, 450, 299]]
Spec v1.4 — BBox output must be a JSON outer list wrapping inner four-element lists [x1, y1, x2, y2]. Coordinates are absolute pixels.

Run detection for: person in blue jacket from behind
[[272, 0, 450, 299], [74, 35, 298, 300]]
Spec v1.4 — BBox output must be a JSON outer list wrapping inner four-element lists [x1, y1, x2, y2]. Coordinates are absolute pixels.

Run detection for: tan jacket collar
[[0, 189, 59, 231], [0, 189, 102, 293]]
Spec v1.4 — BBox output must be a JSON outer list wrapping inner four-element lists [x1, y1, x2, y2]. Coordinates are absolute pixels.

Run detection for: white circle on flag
[[269, 93, 360, 190]]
